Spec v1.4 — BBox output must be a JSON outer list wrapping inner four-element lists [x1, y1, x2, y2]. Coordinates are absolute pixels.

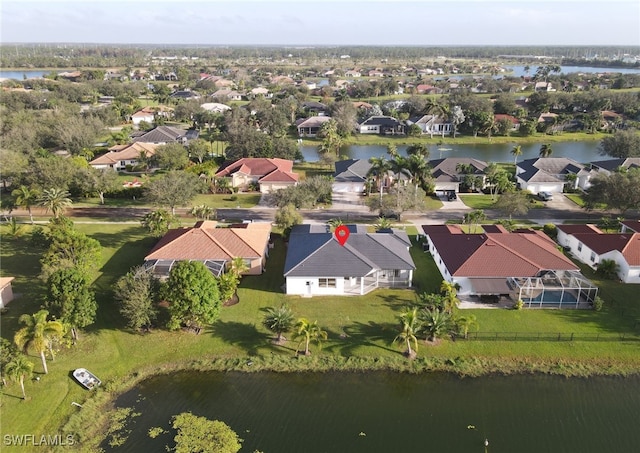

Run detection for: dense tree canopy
[[599, 130, 640, 158], [114, 266, 159, 331], [145, 171, 205, 215], [170, 412, 242, 453], [584, 168, 640, 213], [165, 261, 221, 331]]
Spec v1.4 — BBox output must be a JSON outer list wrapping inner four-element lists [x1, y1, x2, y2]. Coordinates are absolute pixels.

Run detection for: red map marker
[[335, 225, 350, 246]]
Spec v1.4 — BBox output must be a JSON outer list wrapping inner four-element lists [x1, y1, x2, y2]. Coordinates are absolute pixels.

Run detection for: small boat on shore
[[73, 368, 101, 390]]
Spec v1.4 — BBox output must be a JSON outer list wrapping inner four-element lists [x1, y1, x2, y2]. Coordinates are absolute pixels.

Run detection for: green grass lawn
[[565, 193, 586, 207], [1, 223, 639, 442], [458, 194, 497, 209]]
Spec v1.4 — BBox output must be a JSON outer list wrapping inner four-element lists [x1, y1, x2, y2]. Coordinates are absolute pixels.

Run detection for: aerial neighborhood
[[1, 43, 639, 449]]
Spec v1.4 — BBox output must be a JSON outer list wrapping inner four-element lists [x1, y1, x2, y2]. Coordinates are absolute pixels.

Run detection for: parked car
[[538, 191, 553, 201], [447, 191, 457, 201]]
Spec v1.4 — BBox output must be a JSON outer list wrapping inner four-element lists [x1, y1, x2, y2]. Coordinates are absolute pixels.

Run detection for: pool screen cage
[[507, 270, 598, 308], [144, 259, 227, 279]]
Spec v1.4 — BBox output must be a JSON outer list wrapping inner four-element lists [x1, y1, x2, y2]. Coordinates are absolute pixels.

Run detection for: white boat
[[73, 368, 101, 390]]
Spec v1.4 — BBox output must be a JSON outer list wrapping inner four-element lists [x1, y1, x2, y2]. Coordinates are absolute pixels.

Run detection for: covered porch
[[343, 269, 413, 295]]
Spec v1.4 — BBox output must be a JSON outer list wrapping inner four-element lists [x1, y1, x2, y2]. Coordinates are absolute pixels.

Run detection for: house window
[[590, 251, 596, 262], [393, 269, 401, 277], [577, 242, 583, 252], [318, 278, 337, 288]]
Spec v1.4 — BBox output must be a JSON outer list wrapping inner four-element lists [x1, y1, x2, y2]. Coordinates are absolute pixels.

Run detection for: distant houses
[[214, 158, 299, 193], [89, 142, 158, 171]]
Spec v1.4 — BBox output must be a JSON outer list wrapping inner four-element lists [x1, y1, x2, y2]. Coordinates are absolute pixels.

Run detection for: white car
[[538, 191, 553, 201]]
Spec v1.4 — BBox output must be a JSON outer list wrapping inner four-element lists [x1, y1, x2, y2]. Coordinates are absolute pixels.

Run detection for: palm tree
[[463, 209, 487, 234], [373, 216, 393, 231], [394, 307, 421, 358], [262, 305, 295, 344], [456, 315, 479, 339], [510, 145, 523, 165], [440, 280, 462, 314], [190, 204, 214, 221], [38, 188, 72, 219], [596, 259, 620, 280], [294, 318, 328, 356], [539, 143, 553, 158], [419, 308, 452, 342], [404, 153, 430, 194], [12, 185, 39, 224], [4, 355, 33, 400], [328, 218, 344, 232], [229, 256, 249, 278], [367, 156, 392, 199], [14, 310, 64, 375]]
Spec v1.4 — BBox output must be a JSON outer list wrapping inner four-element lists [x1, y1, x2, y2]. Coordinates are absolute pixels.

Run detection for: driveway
[[438, 193, 471, 211], [330, 191, 370, 212]]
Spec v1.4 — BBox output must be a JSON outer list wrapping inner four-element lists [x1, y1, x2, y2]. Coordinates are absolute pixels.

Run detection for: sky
[[1, 0, 639, 46]]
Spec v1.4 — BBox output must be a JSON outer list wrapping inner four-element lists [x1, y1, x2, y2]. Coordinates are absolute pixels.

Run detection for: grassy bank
[[1, 223, 639, 451]]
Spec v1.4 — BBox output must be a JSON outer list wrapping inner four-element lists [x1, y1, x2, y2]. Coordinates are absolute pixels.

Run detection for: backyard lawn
[[1, 222, 639, 440]]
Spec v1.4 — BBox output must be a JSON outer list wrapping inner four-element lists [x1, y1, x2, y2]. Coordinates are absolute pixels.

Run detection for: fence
[[461, 331, 640, 342]]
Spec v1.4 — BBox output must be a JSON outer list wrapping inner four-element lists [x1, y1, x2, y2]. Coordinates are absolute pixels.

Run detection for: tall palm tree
[[4, 355, 33, 400], [367, 156, 392, 199], [11, 185, 39, 224], [440, 280, 462, 314], [38, 188, 72, 219], [510, 145, 523, 165], [14, 310, 64, 375], [539, 143, 553, 158], [262, 304, 295, 344], [373, 216, 393, 231], [294, 318, 328, 356], [394, 307, 421, 358], [190, 204, 214, 221], [404, 153, 430, 194]]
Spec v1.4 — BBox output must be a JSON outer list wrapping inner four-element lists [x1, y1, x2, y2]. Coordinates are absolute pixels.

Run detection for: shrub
[[543, 223, 557, 239], [513, 299, 524, 310], [593, 296, 604, 312]]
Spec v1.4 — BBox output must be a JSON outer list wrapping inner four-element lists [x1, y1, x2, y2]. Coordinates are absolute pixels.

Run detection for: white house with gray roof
[[332, 159, 372, 193], [284, 224, 415, 296], [516, 157, 587, 193]]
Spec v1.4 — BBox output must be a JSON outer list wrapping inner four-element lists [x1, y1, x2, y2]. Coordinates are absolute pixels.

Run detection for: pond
[[108, 371, 640, 452], [301, 141, 604, 164]]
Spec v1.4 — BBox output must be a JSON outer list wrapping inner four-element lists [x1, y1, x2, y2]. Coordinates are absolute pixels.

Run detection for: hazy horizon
[[1, 1, 639, 47]]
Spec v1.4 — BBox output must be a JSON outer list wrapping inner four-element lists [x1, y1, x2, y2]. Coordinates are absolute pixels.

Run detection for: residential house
[[213, 89, 243, 101], [284, 224, 415, 296], [145, 221, 272, 278], [89, 142, 158, 171], [200, 102, 231, 113], [214, 158, 299, 193], [296, 116, 332, 137], [368, 69, 385, 77], [130, 108, 155, 126], [534, 81, 555, 92], [556, 224, 640, 284], [406, 115, 452, 137], [621, 220, 640, 234], [582, 158, 640, 190], [271, 75, 295, 85], [170, 90, 201, 101], [416, 84, 442, 95], [0, 277, 15, 308], [428, 158, 488, 194], [493, 114, 520, 132], [359, 116, 405, 135], [344, 69, 362, 78], [516, 157, 587, 193], [332, 159, 373, 193], [422, 224, 597, 307], [249, 87, 272, 98], [131, 125, 198, 145], [301, 101, 329, 116]]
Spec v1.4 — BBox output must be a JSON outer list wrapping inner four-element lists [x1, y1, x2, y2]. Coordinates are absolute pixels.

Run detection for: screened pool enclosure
[[508, 270, 598, 308], [144, 259, 226, 278]]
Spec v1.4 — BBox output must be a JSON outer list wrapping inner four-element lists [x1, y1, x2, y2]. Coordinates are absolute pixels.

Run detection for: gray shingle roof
[[517, 157, 585, 182], [284, 225, 415, 277], [333, 159, 373, 183]]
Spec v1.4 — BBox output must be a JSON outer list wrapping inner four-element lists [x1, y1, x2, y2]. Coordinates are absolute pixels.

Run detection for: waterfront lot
[[1, 222, 639, 440]]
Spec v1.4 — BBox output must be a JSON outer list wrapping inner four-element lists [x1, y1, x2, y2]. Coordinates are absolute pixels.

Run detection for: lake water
[[108, 371, 640, 452], [0, 70, 51, 80], [301, 141, 603, 163], [504, 65, 640, 78]]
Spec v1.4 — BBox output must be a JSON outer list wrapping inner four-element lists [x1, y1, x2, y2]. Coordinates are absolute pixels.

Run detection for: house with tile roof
[[144, 221, 272, 278], [422, 224, 597, 307], [516, 157, 588, 193], [284, 224, 415, 296], [428, 158, 488, 194], [556, 224, 640, 284], [131, 125, 198, 145], [214, 158, 299, 193], [621, 219, 640, 234], [89, 142, 159, 171]]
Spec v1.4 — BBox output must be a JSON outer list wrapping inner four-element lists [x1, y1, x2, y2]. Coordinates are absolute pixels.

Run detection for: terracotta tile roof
[[423, 225, 577, 277], [215, 158, 297, 182], [258, 169, 299, 183], [145, 221, 271, 262], [572, 232, 640, 263], [90, 142, 158, 166]]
